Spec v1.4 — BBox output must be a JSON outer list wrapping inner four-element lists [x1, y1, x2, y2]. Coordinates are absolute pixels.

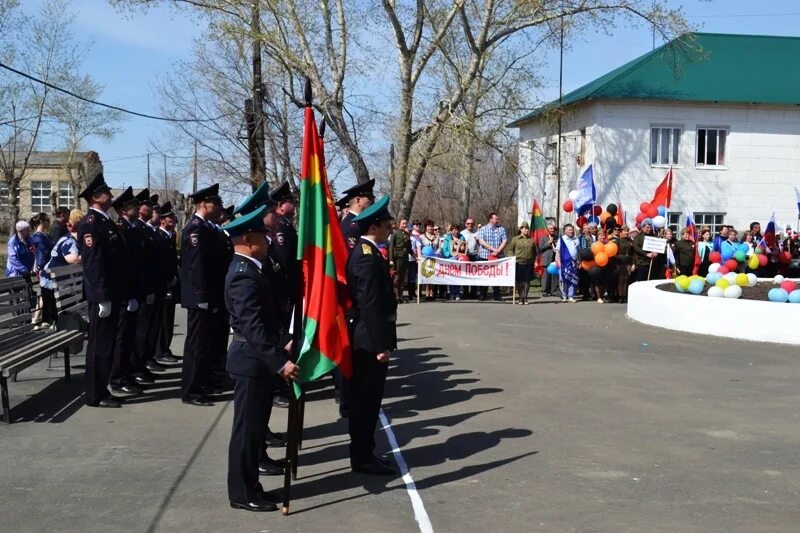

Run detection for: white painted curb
[[627, 279, 800, 345]]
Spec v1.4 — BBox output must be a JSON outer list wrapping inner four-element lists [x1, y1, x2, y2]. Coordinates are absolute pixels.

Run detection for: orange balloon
[[604, 242, 618, 257], [591, 241, 604, 255], [595, 252, 609, 267], [600, 211, 610, 223], [581, 260, 596, 270]]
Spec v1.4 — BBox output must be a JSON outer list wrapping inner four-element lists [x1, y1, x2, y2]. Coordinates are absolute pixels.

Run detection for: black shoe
[[339, 405, 351, 418], [182, 395, 214, 407], [145, 360, 167, 373], [229, 499, 276, 512], [154, 354, 179, 365], [109, 384, 142, 396], [133, 374, 155, 385], [377, 455, 395, 469], [272, 394, 289, 408], [95, 397, 123, 408], [351, 458, 397, 476], [201, 385, 225, 396], [266, 432, 287, 448], [259, 457, 284, 476]]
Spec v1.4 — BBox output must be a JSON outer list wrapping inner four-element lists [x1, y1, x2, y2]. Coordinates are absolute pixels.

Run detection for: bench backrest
[[46, 264, 86, 313], [0, 277, 33, 344]]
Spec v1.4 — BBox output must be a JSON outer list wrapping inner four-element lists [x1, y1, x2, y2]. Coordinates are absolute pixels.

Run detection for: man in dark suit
[[346, 195, 398, 476], [51, 206, 71, 241], [180, 183, 223, 406], [78, 173, 126, 408], [222, 205, 299, 512], [338, 179, 375, 253], [154, 202, 180, 364]]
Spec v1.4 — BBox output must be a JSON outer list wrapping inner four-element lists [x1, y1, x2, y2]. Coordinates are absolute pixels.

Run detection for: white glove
[[198, 302, 209, 310], [98, 301, 112, 318], [146, 293, 155, 305], [127, 298, 139, 312]]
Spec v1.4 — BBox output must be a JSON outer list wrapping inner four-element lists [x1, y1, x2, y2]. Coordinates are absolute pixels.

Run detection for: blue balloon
[[721, 248, 734, 261], [768, 288, 789, 302], [705, 272, 722, 285], [737, 243, 750, 253], [546, 262, 559, 275], [688, 279, 704, 294], [789, 290, 800, 304], [422, 245, 435, 257], [657, 206, 666, 216]]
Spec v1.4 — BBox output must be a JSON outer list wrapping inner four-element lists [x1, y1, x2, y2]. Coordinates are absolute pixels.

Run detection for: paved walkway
[[2, 298, 800, 532]]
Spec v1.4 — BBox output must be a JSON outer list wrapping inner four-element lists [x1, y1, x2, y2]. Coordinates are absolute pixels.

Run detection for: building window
[[0, 185, 9, 209], [697, 128, 727, 167], [695, 212, 725, 235], [30, 180, 52, 212], [58, 181, 75, 209], [667, 212, 681, 234], [545, 140, 558, 176], [578, 128, 587, 166], [650, 127, 681, 166]]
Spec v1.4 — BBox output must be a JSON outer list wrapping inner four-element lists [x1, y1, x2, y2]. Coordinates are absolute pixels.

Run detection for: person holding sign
[[632, 219, 665, 282]]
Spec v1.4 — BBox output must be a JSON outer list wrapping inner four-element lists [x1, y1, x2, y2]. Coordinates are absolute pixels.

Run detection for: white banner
[[417, 256, 516, 286]]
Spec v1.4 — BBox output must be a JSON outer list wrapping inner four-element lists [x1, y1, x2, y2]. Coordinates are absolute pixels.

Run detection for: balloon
[[590, 241, 604, 255], [546, 262, 559, 275], [707, 286, 724, 298], [734, 273, 748, 287], [768, 288, 789, 302], [715, 278, 731, 289], [755, 247, 763, 254], [595, 252, 609, 267], [675, 275, 689, 290], [774, 275, 785, 284], [789, 290, 800, 303], [600, 211, 611, 224], [724, 285, 742, 299], [581, 260, 596, 271], [635, 212, 646, 225], [717, 266, 729, 275], [657, 206, 666, 216], [563, 200, 574, 213], [422, 245, 435, 257], [604, 242, 618, 257], [780, 280, 796, 293], [724, 259, 739, 272], [724, 272, 738, 284], [747, 255, 760, 270], [688, 279, 705, 295], [721, 247, 734, 261], [709, 251, 722, 264], [737, 243, 750, 253], [604, 218, 617, 231], [779, 251, 792, 265], [652, 215, 666, 228], [675, 281, 686, 293], [606, 203, 618, 215], [705, 272, 722, 285], [592, 205, 602, 216], [734, 250, 746, 263], [758, 254, 768, 267], [568, 190, 579, 202], [576, 215, 587, 228], [457, 254, 470, 262], [588, 266, 603, 279], [708, 263, 721, 273], [579, 248, 594, 261], [639, 202, 651, 214], [645, 205, 659, 218], [746, 273, 758, 287], [587, 216, 600, 225]]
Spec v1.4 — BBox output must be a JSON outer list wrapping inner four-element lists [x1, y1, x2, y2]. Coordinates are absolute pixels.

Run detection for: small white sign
[[642, 236, 667, 254]]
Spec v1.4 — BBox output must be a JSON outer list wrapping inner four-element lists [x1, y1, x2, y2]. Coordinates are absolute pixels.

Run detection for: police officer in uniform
[[222, 205, 300, 512], [207, 204, 235, 394], [78, 173, 126, 408], [338, 179, 375, 253], [347, 195, 398, 476], [180, 184, 224, 406], [154, 202, 180, 364]]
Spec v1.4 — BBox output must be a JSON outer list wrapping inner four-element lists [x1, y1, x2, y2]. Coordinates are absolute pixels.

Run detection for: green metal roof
[[508, 32, 800, 128]]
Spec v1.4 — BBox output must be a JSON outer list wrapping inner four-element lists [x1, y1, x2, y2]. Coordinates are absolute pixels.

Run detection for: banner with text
[[417, 256, 516, 286]]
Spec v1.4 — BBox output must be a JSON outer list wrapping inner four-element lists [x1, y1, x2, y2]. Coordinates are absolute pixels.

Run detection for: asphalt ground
[[2, 297, 800, 532]]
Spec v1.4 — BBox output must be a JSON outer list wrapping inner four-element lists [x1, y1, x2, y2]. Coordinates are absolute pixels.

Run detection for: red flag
[[615, 202, 624, 227], [650, 167, 673, 208]]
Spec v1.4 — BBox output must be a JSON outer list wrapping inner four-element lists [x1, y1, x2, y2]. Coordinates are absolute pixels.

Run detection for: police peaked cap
[[111, 186, 136, 210], [353, 195, 393, 229], [269, 181, 296, 203], [148, 194, 160, 207], [224, 205, 235, 218], [221, 204, 269, 238], [160, 201, 175, 217], [337, 179, 375, 205], [335, 196, 349, 210], [234, 180, 274, 216], [188, 183, 221, 204], [79, 173, 112, 200], [134, 188, 151, 205]]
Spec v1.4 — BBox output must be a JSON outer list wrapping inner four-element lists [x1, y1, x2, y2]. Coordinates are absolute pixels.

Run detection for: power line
[[686, 12, 800, 18], [0, 61, 237, 124]]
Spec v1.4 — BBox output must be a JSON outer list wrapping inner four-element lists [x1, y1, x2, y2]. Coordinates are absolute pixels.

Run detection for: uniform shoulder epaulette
[[362, 243, 372, 255], [84, 213, 95, 224], [235, 259, 249, 273]]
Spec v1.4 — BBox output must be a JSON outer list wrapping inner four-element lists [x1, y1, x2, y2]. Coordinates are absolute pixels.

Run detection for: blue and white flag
[[574, 164, 596, 216]]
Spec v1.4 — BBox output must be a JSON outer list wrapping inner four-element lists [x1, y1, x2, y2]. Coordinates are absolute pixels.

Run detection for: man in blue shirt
[[476, 213, 508, 301]]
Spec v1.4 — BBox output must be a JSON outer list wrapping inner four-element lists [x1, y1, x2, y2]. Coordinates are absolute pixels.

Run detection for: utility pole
[[147, 153, 151, 189], [556, 10, 564, 230], [192, 141, 198, 194], [246, 0, 266, 191], [163, 154, 167, 192]]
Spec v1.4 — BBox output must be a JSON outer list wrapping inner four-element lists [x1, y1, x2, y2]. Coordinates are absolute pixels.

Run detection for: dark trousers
[[228, 373, 273, 503], [476, 258, 501, 300], [542, 272, 560, 296], [156, 296, 177, 358], [392, 257, 408, 300], [86, 302, 120, 406], [333, 366, 351, 409], [40, 287, 56, 324], [134, 298, 161, 371], [182, 309, 215, 398], [210, 310, 230, 386], [111, 306, 137, 385], [349, 349, 389, 464]]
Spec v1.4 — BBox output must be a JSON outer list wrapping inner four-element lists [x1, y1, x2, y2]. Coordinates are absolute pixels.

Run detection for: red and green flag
[[530, 198, 549, 246], [294, 105, 352, 396]]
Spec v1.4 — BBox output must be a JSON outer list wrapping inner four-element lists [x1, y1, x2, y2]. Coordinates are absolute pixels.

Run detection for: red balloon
[[780, 280, 796, 293], [724, 259, 739, 272], [592, 205, 603, 216], [576, 215, 587, 228], [635, 212, 646, 224], [779, 251, 792, 265], [640, 202, 651, 213], [563, 199, 573, 213], [645, 205, 659, 218], [717, 266, 729, 274], [758, 254, 769, 267], [709, 251, 722, 264]]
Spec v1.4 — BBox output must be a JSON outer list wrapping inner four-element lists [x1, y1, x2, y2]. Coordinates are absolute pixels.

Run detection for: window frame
[[694, 212, 726, 236], [650, 125, 682, 167], [666, 211, 681, 234], [696, 126, 729, 169], [30, 180, 52, 213], [58, 181, 75, 209]]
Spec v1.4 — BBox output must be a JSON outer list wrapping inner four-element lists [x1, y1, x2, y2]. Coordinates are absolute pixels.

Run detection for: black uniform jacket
[[180, 214, 223, 309], [347, 237, 398, 354], [78, 209, 126, 304], [340, 211, 360, 252], [135, 219, 164, 297], [225, 254, 288, 378], [154, 227, 178, 297]]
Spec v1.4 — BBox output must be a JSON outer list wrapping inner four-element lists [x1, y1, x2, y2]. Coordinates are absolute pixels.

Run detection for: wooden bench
[[0, 276, 85, 424]]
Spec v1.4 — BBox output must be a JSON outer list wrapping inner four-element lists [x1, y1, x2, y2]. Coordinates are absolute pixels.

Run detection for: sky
[[19, 0, 800, 197]]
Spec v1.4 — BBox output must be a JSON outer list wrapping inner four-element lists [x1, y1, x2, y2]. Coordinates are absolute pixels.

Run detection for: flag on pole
[[794, 186, 800, 217], [530, 198, 549, 247], [294, 104, 352, 397], [615, 202, 625, 227], [685, 209, 696, 242], [650, 167, 673, 208], [763, 211, 776, 251], [574, 164, 596, 216]]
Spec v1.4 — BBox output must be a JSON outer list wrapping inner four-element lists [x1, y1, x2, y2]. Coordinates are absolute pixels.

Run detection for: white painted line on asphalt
[[380, 408, 434, 533]]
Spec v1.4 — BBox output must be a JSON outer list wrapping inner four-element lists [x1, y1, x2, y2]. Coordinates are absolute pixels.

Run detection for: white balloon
[[774, 275, 785, 284], [708, 263, 721, 273], [724, 285, 742, 299], [652, 215, 666, 228], [707, 286, 724, 298], [568, 190, 579, 202], [746, 273, 758, 287], [724, 272, 738, 284]]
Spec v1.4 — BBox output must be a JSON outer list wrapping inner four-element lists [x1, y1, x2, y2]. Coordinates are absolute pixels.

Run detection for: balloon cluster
[[562, 195, 619, 230], [768, 276, 800, 302], [674, 271, 757, 299], [635, 202, 667, 228], [546, 262, 559, 275], [573, 240, 619, 280]]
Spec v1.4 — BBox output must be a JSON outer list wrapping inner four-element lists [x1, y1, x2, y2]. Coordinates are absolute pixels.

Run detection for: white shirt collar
[[194, 212, 206, 222], [235, 252, 262, 270], [89, 207, 110, 219], [361, 235, 379, 248], [159, 227, 173, 237]]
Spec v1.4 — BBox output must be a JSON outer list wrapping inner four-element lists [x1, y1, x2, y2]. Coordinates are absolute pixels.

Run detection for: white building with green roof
[[510, 32, 800, 235]]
